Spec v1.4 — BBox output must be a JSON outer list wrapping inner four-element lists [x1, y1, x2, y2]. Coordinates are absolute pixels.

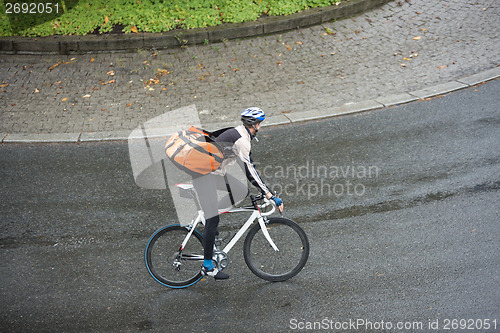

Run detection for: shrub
[[0, 0, 341, 37]]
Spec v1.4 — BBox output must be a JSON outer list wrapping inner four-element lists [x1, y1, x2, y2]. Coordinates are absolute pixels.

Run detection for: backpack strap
[[178, 131, 224, 164]]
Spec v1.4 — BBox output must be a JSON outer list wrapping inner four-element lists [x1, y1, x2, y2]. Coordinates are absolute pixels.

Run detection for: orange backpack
[[165, 126, 224, 177]]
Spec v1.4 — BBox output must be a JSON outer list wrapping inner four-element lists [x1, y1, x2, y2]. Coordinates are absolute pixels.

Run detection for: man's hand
[[266, 192, 284, 213]]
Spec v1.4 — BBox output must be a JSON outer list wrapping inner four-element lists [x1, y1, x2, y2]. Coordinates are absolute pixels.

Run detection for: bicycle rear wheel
[[243, 217, 309, 282], [145, 224, 204, 288]]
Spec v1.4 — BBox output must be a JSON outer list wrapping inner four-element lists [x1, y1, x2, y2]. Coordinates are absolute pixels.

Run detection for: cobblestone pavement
[[0, 0, 498, 135]]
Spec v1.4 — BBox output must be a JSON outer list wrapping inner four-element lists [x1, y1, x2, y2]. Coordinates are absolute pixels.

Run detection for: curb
[[0, 0, 391, 55], [1, 67, 499, 144]]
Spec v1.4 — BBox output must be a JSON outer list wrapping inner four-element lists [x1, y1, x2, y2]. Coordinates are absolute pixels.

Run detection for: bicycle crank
[[213, 251, 229, 271]]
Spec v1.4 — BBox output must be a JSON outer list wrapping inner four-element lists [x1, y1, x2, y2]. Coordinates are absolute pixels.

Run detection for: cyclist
[[192, 107, 284, 280]]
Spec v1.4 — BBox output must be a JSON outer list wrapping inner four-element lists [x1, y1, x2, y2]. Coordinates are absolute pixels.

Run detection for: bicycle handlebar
[[261, 198, 276, 216], [250, 193, 281, 216]]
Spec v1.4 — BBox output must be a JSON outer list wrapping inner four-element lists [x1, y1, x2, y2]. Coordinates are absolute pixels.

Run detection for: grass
[[0, 0, 342, 37]]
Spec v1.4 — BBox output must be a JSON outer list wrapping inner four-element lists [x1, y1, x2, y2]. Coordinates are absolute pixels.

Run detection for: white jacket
[[213, 125, 270, 194]]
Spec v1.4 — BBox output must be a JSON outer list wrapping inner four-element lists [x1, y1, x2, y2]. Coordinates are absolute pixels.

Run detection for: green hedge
[[0, 0, 341, 37]]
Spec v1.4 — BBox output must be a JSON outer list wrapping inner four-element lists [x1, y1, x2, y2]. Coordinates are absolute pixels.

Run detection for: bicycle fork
[[258, 216, 280, 252]]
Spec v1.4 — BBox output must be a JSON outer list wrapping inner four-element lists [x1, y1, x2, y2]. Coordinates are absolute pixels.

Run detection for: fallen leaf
[[403, 57, 410, 61], [102, 79, 115, 85], [125, 103, 133, 108], [413, 36, 421, 40], [35, 88, 40, 93], [101, 108, 106, 111], [296, 41, 302, 45], [104, 16, 109, 24], [49, 61, 63, 71], [421, 28, 427, 32], [11, 103, 16, 106], [437, 65, 447, 69], [106, 70, 115, 76], [0, 83, 9, 88], [131, 26, 138, 33], [82, 94, 91, 98], [90, 58, 95, 62], [55, 81, 62, 84], [233, 68, 239, 71], [62, 98, 67, 101], [286, 44, 292, 51], [323, 26, 335, 36], [401, 64, 406, 67]]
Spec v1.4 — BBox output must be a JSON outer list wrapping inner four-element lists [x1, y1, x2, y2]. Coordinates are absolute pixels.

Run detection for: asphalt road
[[1, 80, 499, 332]]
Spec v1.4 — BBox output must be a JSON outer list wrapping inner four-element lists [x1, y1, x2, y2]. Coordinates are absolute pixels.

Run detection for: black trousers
[[192, 173, 249, 261]]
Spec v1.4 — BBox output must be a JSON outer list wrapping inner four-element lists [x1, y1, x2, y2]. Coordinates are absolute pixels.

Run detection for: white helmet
[[241, 107, 265, 126]]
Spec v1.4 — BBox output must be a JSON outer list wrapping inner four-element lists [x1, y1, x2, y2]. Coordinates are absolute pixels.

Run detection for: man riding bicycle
[[193, 107, 284, 280]]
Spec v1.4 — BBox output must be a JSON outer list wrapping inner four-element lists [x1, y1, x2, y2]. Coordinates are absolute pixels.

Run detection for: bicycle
[[145, 183, 310, 288]]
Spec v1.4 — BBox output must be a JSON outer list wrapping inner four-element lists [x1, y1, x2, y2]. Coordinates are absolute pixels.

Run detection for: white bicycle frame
[[179, 198, 279, 259]]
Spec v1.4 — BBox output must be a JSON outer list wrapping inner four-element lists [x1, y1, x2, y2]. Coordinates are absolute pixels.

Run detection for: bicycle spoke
[[145, 225, 204, 288], [244, 218, 309, 282]]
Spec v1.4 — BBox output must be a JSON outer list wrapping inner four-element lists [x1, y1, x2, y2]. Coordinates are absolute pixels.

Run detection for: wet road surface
[[1, 80, 499, 332]]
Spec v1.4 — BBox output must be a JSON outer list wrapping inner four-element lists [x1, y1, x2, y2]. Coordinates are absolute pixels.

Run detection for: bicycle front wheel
[[145, 224, 204, 288], [243, 217, 309, 282]]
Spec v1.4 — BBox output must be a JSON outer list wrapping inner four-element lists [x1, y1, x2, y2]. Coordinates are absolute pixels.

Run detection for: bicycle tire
[[243, 217, 309, 282], [145, 224, 204, 288]]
